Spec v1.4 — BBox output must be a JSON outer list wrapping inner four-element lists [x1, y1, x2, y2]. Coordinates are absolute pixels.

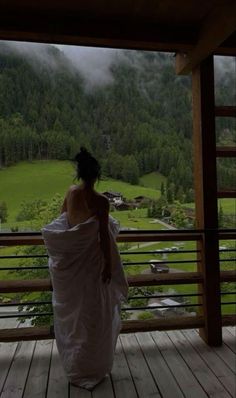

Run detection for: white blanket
[[42, 213, 128, 389]]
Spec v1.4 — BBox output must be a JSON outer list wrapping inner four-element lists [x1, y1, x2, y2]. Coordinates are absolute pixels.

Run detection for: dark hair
[[74, 147, 101, 182]]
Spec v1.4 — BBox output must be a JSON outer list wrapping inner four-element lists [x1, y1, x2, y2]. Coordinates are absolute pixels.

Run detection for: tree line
[[0, 45, 235, 192]]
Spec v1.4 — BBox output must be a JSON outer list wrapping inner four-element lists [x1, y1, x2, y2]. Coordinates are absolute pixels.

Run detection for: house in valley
[[102, 191, 123, 204]]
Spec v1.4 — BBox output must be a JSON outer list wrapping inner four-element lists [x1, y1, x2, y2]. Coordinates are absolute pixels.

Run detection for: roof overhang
[[0, 0, 235, 73]]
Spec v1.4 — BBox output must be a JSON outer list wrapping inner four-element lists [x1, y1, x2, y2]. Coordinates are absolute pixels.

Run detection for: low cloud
[[0, 41, 234, 91], [0, 41, 61, 69], [58, 45, 122, 88], [0, 41, 124, 88]]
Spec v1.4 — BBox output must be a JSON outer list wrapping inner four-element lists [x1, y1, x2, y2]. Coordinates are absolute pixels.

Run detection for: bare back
[[61, 183, 112, 282], [61, 185, 108, 227]]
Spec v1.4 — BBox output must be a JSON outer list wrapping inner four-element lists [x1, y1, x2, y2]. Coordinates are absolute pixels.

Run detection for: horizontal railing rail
[[215, 105, 236, 117], [1, 315, 236, 342], [0, 229, 235, 244], [0, 229, 235, 341]]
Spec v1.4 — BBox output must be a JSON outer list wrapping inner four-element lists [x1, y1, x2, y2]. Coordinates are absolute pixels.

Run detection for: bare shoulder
[[67, 185, 81, 196], [68, 184, 79, 192]]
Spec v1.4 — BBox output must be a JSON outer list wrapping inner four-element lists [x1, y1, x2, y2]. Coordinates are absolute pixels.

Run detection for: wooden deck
[[0, 322, 235, 398]]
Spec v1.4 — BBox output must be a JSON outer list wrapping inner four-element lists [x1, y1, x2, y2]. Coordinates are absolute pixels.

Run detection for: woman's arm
[[61, 196, 67, 214], [98, 197, 112, 283], [61, 187, 72, 214]]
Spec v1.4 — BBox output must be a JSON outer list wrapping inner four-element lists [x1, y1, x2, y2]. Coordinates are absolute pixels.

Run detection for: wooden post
[[192, 55, 222, 346]]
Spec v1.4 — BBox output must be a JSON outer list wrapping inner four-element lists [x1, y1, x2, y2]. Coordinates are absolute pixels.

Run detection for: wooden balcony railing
[[0, 229, 235, 344]]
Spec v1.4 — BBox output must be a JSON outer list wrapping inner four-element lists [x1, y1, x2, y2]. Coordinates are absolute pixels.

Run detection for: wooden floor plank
[[0, 340, 35, 398], [46, 340, 69, 398], [151, 331, 208, 398], [226, 326, 236, 337], [0, 319, 19, 394], [1, 328, 235, 398], [70, 385, 92, 398], [0, 340, 18, 394], [23, 340, 53, 398], [222, 329, 236, 354], [120, 334, 161, 398], [183, 329, 236, 397], [111, 338, 138, 398], [212, 342, 236, 374], [92, 375, 115, 398], [167, 330, 232, 398], [136, 332, 184, 398]]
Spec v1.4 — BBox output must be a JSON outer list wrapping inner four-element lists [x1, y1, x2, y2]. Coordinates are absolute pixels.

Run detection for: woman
[[42, 147, 128, 390]]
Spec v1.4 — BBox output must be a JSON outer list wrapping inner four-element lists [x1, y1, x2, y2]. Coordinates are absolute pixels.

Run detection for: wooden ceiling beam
[[176, 2, 236, 75], [0, 4, 235, 53], [0, 13, 198, 52]]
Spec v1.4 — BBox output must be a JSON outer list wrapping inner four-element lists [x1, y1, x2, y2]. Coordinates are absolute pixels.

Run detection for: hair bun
[[73, 147, 101, 182], [79, 147, 91, 159], [80, 146, 88, 154], [74, 147, 89, 162]]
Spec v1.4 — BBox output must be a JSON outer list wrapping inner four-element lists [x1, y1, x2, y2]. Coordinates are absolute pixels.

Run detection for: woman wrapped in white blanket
[[42, 147, 128, 390]]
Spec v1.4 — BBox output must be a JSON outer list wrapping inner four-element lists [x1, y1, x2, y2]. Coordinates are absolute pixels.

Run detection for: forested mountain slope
[[0, 43, 235, 200]]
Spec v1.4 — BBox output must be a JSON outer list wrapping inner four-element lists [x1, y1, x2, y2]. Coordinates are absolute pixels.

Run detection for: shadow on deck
[[0, 326, 235, 398]]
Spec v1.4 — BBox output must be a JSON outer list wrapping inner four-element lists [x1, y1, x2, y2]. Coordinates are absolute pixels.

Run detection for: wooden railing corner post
[[192, 55, 222, 346]]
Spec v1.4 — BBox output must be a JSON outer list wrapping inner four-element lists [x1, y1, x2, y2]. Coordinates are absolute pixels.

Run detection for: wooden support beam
[[0, 235, 43, 246], [176, 2, 236, 74], [128, 272, 202, 286], [0, 279, 52, 293], [216, 147, 236, 157], [0, 273, 203, 293], [219, 231, 236, 240], [0, 231, 202, 246], [117, 232, 202, 242], [215, 106, 236, 117], [0, 317, 205, 342], [0, 316, 235, 342], [217, 190, 236, 198], [220, 270, 236, 282], [192, 55, 222, 346], [1, 229, 235, 247], [0, 271, 232, 294], [0, 326, 53, 342], [222, 314, 236, 326], [121, 316, 205, 334]]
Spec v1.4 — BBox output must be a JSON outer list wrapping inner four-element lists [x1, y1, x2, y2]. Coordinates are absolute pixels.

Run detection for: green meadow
[[218, 198, 236, 214], [0, 161, 161, 226], [139, 171, 166, 190], [0, 161, 234, 228]]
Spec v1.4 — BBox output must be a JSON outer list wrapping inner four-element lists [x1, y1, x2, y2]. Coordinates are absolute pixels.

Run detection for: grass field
[[1, 161, 235, 229], [139, 171, 166, 190], [0, 161, 161, 226], [0, 161, 73, 223], [218, 198, 236, 214], [112, 208, 165, 230]]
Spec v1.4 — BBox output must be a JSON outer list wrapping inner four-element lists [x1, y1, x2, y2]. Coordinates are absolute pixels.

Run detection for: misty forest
[[0, 42, 235, 205]]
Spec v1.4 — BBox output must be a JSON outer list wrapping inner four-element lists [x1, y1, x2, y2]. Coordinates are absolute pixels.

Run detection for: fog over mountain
[[1, 41, 235, 87], [0, 40, 235, 194], [0, 41, 126, 88]]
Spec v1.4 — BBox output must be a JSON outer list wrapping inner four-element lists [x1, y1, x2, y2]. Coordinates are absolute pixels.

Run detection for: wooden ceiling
[[0, 0, 235, 72]]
